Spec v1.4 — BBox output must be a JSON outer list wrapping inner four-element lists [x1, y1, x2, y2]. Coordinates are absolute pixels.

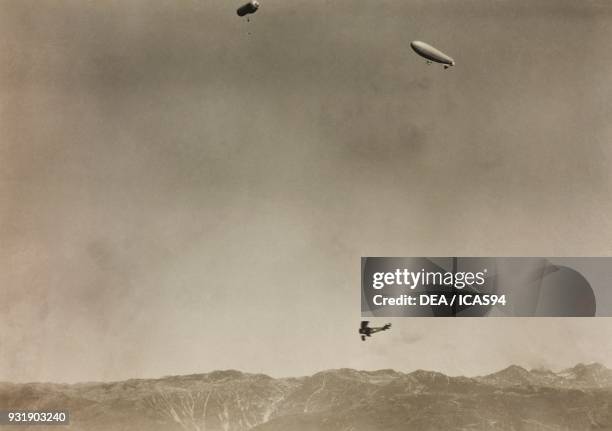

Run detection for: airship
[[410, 41, 455, 69], [237, 0, 260, 17]]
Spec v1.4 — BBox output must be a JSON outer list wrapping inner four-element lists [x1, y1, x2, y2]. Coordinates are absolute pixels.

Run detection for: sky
[[1, 0, 612, 383]]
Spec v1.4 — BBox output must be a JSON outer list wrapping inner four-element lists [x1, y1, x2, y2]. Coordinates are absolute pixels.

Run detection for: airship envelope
[[237, 0, 260, 17], [410, 41, 455, 68]]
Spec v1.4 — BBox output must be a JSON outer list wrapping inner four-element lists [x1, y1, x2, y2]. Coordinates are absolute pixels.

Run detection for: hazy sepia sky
[[1, 0, 612, 383]]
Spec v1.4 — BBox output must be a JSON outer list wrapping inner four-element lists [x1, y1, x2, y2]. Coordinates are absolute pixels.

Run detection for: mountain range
[[1, 364, 612, 430]]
